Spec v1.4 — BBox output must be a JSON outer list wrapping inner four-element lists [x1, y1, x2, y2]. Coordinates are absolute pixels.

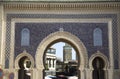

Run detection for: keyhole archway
[[14, 51, 34, 79], [89, 51, 109, 79], [92, 57, 105, 79], [18, 56, 31, 79], [35, 31, 88, 79]]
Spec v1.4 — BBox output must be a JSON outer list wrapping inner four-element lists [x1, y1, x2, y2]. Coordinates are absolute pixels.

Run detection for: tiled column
[[0, 4, 4, 67], [118, 12, 120, 69]]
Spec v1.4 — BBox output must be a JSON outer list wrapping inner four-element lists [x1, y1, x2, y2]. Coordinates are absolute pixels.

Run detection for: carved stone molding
[[36, 31, 88, 69], [3, 2, 120, 10], [15, 50, 34, 69], [35, 31, 88, 79], [88, 51, 110, 79], [89, 51, 110, 69]]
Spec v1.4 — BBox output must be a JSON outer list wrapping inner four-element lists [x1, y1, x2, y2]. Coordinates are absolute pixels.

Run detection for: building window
[[21, 28, 30, 46], [93, 28, 102, 46]]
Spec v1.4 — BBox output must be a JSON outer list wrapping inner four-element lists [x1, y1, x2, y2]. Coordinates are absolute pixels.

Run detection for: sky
[[51, 42, 76, 61]]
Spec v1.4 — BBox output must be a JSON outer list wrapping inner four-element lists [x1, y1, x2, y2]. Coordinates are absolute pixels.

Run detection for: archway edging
[[35, 31, 88, 69], [15, 50, 34, 69], [89, 51, 109, 69], [89, 51, 110, 79]]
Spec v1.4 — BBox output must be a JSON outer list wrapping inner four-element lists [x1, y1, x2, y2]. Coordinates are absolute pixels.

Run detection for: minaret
[[63, 43, 72, 62]]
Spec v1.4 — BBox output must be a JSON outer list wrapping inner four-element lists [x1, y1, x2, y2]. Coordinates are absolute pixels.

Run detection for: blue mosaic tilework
[[6, 14, 118, 69], [15, 23, 108, 59]]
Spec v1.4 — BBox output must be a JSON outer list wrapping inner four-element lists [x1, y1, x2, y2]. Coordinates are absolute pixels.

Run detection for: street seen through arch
[[44, 42, 78, 79]]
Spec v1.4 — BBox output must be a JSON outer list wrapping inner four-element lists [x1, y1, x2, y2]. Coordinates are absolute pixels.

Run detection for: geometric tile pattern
[[15, 22, 108, 59], [6, 14, 118, 69]]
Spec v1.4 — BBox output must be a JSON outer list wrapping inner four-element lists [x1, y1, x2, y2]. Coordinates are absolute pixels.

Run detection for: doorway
[[92, 57, 105, 79], [18, 56, 31, 79]]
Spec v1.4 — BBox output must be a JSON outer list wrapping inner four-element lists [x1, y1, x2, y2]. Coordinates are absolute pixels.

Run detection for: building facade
[[45, 48, 56, 76], [63, 43, 72, 62], [0, 0, 120, 79]]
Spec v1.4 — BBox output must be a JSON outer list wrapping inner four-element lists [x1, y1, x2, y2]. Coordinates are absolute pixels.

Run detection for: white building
[[45, 48, 56, 71]]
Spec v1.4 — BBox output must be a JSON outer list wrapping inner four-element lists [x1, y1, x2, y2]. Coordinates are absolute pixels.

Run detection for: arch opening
[[43, 39, 80, 66], [15, 51, 34, 79], [35, 31, 88, 79], [89, 51, 109, 79], [44, 41, 79, 79], [92, 57, 105, 79], [18, 56, 31, 79]]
